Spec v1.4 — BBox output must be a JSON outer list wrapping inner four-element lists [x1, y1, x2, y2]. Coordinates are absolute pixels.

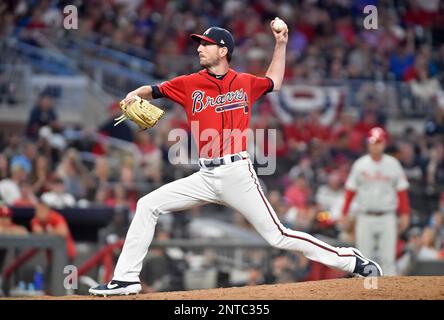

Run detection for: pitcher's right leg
[[89, 170, 218, 296]]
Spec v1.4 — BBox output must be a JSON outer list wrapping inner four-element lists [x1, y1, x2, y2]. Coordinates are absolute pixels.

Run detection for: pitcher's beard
[[200, 61, 212, 68], [199, 57, 219, 68]]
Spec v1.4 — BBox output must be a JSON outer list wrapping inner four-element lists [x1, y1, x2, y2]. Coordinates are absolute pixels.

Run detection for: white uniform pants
[[356, 212, 397, 276], [114, 158, 357, 282]]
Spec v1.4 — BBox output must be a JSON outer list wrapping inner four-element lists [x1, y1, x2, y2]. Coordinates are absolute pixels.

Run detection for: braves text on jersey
[[154, 68, 273, 158]]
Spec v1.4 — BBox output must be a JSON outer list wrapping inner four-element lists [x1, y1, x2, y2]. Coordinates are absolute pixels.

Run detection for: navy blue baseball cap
[[190, 27, 235, 56]]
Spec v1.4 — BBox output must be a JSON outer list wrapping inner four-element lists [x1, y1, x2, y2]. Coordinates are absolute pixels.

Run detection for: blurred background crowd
[[1, 0, 444, 295]]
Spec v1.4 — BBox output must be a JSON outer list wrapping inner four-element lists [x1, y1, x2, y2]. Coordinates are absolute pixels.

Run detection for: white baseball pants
[[356, 213, 397, 275], [113, 158, 357, 282]]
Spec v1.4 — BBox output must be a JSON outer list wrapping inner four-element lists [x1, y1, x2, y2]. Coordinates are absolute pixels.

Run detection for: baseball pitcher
[[341, 127, 410, 276], [90, 19, 382, 296]]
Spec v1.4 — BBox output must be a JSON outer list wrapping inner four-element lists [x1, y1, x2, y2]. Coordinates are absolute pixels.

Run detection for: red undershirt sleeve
[[397, 189, 410, 216], [342, 189, 356, 217]]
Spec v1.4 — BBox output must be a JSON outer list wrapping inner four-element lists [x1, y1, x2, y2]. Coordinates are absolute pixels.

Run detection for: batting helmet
[[367, 127, 387, 144]]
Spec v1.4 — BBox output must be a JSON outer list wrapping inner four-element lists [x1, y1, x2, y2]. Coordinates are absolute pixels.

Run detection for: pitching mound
[[10, 276, 444, 300]]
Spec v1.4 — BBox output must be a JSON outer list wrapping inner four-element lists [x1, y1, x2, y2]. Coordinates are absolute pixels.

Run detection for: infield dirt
[[5, 276, 444, 300]]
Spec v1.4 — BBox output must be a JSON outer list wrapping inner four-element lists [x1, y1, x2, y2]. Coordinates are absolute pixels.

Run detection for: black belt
[[199, 153, 248, 168], [366, 211, 388, 216]]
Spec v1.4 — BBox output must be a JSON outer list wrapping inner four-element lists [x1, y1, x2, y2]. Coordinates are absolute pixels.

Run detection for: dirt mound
[[7, 276, 444, 300]]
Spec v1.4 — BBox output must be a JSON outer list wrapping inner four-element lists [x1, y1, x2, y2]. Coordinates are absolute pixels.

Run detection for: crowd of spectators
[[1, 0, 444, 291], [1, 1, 444, 82]]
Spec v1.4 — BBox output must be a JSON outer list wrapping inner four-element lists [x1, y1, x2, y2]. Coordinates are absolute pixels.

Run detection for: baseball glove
[[114, 96, 165, 129]]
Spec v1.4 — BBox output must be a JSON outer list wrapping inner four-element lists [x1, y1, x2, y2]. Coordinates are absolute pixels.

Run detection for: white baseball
[[272, 18, 287, 32]]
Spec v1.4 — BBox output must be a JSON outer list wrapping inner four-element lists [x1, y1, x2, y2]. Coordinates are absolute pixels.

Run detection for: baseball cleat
[[89, 280, 142, 297], [351, 249, 383, 277]]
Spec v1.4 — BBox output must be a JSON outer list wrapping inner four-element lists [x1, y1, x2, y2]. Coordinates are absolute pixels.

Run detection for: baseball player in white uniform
[[90, 21, 382, 297], [342, 127, 410, 276]]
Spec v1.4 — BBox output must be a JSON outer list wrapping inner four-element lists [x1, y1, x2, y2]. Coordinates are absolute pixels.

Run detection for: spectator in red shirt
[[283, 116, 311, 153], [0, 205, 28, 272], [354, 110, 380, 139], [0, 205, 28, 235], [105, 183, 137, 213], [135, 131, 163, 184], [31, 200, 76, 261], [284, 168, 311, 210], [402, 1, 438, 28], [305, 111, 332, 142]]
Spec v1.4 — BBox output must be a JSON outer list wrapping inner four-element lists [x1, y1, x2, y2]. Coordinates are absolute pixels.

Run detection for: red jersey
[[155, 68, 273, 158], [31, 210, 76, 259]]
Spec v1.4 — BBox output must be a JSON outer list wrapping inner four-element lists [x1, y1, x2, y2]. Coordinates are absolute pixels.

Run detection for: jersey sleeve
[[345, 162, 359, 191], [51, 213, 63, 226], [157, 75, 188, 105], [394, 160, 409, 191], [250, 75, 274, 104]]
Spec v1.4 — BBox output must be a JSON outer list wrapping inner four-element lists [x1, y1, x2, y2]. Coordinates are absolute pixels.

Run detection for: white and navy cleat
[[351, 248, 383, 277], [89, 280, 142, 297]]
